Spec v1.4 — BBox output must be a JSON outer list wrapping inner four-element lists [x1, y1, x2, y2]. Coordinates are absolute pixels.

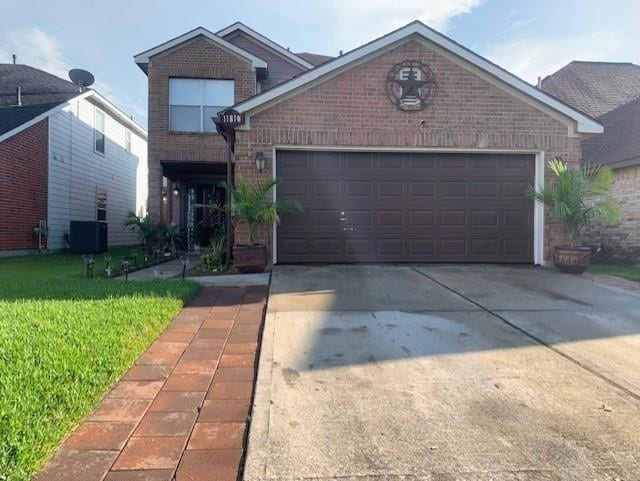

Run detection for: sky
[[2, 0, 639, 127]]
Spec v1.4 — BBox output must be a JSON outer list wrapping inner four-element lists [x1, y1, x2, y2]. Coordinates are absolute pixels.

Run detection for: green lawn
[[588, 264, 640, 282], [0, 247, 199, 481]]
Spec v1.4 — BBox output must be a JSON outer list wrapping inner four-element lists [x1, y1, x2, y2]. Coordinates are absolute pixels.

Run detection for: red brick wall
[[234, 39, 583, 262], [147, 36, 257, 223], [0, 119, 48, 252], [584, 164, 640, 262]]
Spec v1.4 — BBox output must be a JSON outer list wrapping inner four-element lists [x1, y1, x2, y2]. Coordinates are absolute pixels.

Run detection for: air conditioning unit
[[69, 221, 108, 253]]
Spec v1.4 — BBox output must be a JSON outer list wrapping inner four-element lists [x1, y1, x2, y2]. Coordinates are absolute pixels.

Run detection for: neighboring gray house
[[542, 61, 640, 261], [0, 64, 148, 254]]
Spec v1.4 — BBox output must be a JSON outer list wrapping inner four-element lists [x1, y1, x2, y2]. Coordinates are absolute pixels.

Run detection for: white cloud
[[0, 27, 146, 124], [0, 27, 69, 78], [324, 0, 483, 49], [485, 29, 627, 84]]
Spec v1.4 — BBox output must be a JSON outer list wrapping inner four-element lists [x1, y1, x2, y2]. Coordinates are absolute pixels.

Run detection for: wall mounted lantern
[[255, 151, 266, 172]]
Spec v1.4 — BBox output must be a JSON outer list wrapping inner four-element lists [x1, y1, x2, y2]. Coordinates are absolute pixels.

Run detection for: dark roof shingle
[[540, 61, 640, 117], [0, 64, 81, 137], [0, 64, 79, 108], [582, 95, 640, 169], [295, 52, 334, 67], [0, 103, 61, 135]]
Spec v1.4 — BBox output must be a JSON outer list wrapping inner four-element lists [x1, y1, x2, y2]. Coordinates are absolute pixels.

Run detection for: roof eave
[[216, 22, 314, 70], [132, 27, 267, 71], [232, 21, 603, 134]]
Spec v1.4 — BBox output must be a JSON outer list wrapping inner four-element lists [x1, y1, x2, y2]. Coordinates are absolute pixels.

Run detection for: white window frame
[[94, 107, 106, 155], [168, 78, 234, 134]]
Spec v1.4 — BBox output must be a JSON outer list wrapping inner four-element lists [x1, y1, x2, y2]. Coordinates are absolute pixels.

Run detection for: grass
[[588, 264, 640, 282], [0, 247, 199, 481]]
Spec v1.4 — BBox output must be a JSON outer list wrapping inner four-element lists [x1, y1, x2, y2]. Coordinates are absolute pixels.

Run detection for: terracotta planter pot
[[553, 246, 591, 274], [233, 244, 267, 273]]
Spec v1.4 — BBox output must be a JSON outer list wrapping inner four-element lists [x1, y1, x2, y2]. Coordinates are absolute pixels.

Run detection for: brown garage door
[[276, 151, 535, 263]]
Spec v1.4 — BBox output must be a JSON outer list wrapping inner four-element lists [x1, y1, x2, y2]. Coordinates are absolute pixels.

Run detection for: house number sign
[[217, 108, 245, 128]]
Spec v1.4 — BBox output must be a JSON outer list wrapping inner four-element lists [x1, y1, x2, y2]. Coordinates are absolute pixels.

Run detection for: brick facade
[[0, 119, 48, 252], [585, 164, 640, 262], [147, 36, 256, 223], [233, 40, 582, 262]]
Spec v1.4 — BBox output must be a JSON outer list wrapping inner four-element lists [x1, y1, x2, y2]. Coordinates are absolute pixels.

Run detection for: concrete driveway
[[245, 265, 640, 481]]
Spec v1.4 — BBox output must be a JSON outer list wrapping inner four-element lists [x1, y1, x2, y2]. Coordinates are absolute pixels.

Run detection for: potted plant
[[528, 158, 620, 274], [228, 175, 303, 273]]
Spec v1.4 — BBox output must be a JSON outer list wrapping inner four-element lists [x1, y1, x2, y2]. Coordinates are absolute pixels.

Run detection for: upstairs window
[[125, 129, 132, 153], [94, 108, 105, 154], [169, 78, 234, 133]]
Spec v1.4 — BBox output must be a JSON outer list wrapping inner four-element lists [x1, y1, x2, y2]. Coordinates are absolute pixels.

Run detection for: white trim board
[[0, 90, 147, 144], [271, 145, 545, 266], [217, 22, 314, 70], [234, 21, 602, 135], [134, 26, 268, 71]]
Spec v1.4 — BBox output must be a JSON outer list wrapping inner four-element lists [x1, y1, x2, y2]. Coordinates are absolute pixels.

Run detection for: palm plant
[[159, 224, 182, 254], [123, 212, 158, 247], [528, 158, 620, 247], [228, 175, 303, 245]]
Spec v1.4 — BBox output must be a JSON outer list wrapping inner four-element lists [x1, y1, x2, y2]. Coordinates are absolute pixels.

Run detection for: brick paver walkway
[[35, 285, 267, 481]]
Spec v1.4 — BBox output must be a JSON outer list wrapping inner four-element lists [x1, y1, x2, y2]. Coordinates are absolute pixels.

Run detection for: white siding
[[47, 97, 148, 250]]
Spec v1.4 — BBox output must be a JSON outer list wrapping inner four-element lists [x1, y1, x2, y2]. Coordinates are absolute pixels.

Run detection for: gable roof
[[0, 64, 79, 107], [232, 21, 602, 134], [582, 95, 640, 169], [134, 27, 268, 74], [295, 52, 334, 66], [217, 22, 314, 70], [0, 66, 147, 143], [541, 61, 640, 118]]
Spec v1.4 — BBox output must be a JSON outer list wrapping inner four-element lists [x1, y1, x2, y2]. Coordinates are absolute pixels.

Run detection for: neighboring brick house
[[0, 64, 148, 255], [136, 21, 602, 265], [542, 61, 640, 261]]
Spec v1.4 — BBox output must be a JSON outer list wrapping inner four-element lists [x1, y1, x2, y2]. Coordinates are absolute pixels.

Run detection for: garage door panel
[[313, 180, 340, 196], [440, 181, 467, 198], [503, 181, 529, 197], [440, 239, 468, 256], [377, 181, 404, 197], [276, 151, 534, 263], [313, 210, 342, 226], [345, 181, 372, 196], [471, 182, 499, 198], [313, 238, 341, 256], [471, 238, 499, 256], [409, 210, 436, 226], [440, 210, 467, 226], [409, 182, 436, 197], [408, 156, 436, 169], [471, 210, 499, 227], [345, 238, 374, 257]]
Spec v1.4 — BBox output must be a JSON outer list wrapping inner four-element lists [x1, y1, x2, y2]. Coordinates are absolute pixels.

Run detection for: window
[[169, 78, 234, 133], [94, 108, 105, 154], [96, 191, 107, 221], [125, 129, 132, 153]]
